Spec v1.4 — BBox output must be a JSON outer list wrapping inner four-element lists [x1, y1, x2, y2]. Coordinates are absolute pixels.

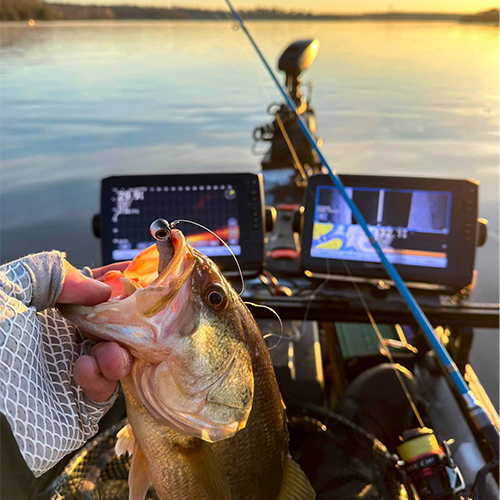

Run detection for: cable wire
[[275, 111, 307, 184], [342, 263, 425, 428], [172, 219, 245, 296]]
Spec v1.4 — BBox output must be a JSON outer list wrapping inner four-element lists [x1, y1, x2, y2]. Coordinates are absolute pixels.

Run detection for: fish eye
[[205, 284, 228, 311]]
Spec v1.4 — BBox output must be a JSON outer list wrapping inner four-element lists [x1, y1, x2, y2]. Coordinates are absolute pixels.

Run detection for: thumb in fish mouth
[[58, 260, 132, 306], [57, 260, 113, 306]]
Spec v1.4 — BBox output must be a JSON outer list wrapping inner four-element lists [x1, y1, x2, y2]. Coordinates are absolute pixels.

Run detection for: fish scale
[[207, 304, 286, 500]]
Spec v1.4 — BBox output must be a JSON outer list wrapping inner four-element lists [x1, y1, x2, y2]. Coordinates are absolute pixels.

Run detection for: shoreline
[[1, 1, 498, 24], [1, 17, 499, 25]]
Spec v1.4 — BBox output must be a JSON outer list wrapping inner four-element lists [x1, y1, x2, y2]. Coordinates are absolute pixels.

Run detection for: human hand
[[58, 260, 133, 402], [0, 252, 139, 475], [74, 340, 131, 402], [57, 260, 130, 306]]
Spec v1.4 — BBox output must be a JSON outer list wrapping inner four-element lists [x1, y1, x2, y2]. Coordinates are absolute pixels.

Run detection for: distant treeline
[[1, 0, 498, 24], [1, 0, 59, 20], [460, 9, 499, 23]]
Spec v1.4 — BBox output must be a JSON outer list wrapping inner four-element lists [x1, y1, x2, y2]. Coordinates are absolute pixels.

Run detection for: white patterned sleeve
[[0, 252, 118, 477]]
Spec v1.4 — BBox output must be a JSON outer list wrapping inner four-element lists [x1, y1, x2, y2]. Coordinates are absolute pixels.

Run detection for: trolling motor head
[[255, 38, 322, 178], [278, 39, 319, 104]]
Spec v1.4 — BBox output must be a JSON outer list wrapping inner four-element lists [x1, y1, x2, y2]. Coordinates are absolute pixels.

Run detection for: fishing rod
[[223, 0, 499, 457]]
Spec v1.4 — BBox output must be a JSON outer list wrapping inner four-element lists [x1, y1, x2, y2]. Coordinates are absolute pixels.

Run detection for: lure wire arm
[[223, 0, 499, 455]]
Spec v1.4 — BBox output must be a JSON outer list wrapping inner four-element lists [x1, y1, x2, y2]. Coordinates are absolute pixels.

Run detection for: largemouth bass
[[60, 229, 314, 500]]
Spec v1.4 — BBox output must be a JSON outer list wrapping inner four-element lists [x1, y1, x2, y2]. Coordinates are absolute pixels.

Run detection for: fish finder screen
[[108, 183, 241, 261], [310, 186, 452, 268]]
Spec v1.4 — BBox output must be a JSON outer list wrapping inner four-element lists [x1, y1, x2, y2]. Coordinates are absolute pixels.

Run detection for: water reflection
[[1, 20, 497, 279], [1, 20, 497, 266], [1, 18, 498, 406]]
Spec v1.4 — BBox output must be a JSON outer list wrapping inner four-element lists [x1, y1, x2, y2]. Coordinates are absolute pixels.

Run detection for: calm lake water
[[1, 20, 498, 405]]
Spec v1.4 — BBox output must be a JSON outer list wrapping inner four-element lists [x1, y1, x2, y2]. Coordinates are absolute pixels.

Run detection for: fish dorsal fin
[[128, 442, 153, 500], [277, 457, 316, 500], [179, 440, 231, 500], [115, 423, 136, 457]]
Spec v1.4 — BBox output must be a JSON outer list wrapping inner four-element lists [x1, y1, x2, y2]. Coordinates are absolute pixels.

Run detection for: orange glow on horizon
[[44, 0, 499, 15]]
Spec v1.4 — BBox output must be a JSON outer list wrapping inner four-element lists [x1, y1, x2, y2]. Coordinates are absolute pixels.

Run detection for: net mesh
[[49, 409, 403, 500]]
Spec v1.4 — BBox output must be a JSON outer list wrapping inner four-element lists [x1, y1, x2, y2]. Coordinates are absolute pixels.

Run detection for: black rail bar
[[245, 295, 499, 329]]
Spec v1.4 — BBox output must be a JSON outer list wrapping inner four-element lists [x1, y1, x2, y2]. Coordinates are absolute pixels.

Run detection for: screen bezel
[[301, 174, 479, 290], [100, 173, 265, 277]]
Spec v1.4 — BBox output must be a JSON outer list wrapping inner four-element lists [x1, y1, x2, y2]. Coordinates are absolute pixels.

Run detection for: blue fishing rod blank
[[224, 0, 499, 451]]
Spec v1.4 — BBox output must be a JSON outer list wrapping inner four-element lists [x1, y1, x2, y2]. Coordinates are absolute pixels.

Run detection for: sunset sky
[[46, 0, 499, 14]]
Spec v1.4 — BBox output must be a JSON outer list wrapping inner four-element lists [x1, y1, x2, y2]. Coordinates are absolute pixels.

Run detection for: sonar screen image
[[311, 186, 452, 268], [109, 183, 240, 261]]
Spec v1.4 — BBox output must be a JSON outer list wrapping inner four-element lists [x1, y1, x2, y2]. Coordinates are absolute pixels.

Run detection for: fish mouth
[[58, 229, 194, 355]]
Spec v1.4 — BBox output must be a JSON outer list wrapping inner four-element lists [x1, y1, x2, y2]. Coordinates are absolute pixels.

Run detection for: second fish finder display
[[109, 183, 240, 261], [311, 186, 452, 268]]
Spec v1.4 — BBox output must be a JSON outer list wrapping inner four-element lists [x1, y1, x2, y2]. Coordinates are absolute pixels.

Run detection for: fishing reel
[[397, 428, 466, 500]]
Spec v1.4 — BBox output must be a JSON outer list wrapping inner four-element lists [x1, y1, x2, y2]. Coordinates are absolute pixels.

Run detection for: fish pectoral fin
[[128, 442, 153, 500], [115, 423, 136, 457], [277, 457, 316, 500], [116, 424, 153, 500], [180, 441, 231, 500]]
